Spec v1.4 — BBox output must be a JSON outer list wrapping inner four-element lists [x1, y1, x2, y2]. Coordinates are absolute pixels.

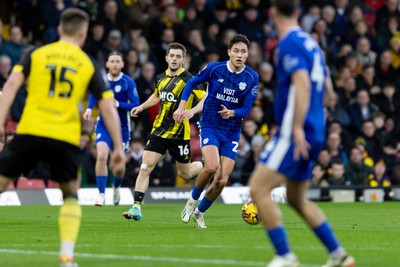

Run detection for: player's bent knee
[[204, 164, 218, 175]]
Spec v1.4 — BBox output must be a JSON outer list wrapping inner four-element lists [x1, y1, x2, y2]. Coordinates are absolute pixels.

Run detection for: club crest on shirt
[[203, 138, 209, 145], [283, 55, 299, 72], [115, 85, 122, 93], [239, 82, 247, 90]]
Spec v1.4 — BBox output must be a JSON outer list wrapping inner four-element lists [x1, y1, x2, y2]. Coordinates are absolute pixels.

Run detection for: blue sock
[[267, 226, 291, 256], [198, 197, 213, 213], [191, 186, 203, 200], [96, 176, 108, 194], [113, 176, 123, 188], [313, 221, 340, 253]]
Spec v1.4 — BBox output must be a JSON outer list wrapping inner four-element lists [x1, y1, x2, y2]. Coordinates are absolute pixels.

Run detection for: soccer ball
[[241, 200, 261, 225]]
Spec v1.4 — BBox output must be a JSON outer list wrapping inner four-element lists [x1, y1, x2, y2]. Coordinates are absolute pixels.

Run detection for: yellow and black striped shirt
[[13, 41, 113, 146], [152, 68, 206, 140]]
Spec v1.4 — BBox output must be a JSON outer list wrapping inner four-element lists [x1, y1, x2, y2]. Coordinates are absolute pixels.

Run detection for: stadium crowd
[[1, 0, 400, 190]]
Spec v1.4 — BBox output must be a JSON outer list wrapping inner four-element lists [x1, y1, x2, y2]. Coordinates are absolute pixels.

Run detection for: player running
[[83, 51, 139, 206]]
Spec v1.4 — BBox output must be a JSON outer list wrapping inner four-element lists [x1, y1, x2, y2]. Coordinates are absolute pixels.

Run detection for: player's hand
[[173, 107, 185, 124], [110, 148, 126, 178], [130, 106, 143, 117], [293, 126, 310, 160], [181, 110, 194, 121], [82, 109, 92, 121], [218, 104, 233, 119]]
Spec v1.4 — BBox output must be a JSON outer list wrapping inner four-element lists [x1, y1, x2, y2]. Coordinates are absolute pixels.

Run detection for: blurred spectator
[[38, 0, 73, 44], [100, 0, 126, 40], [246, 41, 263, 70], [337, 76, 356, 111], [185, 28, 206, 73], [150, 154, 176, 187], [230, 133, 251, 186], [249, 105, 269, 141], [0, 18, 4, 48], [241, 135, 265, 185], [150, 3, 184, 44], [99, 29, 123, 68], [317, 149, 332, 181], [360, 119, 383, 161], [331, 0, 351, 43], [327, 160, 347, 186], [0, 55, 11, 88], [123, 137, 145, 188], [376, 14, 399, 52], [312, 19, 330, 51], [375, 0, 400, 36], [124, 48, 141, 80], [354, 37, 377, 68], [345, 146, 372, 185], [389, 32, 400, 69], [326, 131, 349, 165], [209, 2, 234, 35], [333, 65, 351, 89], [153, 28, 175, 72], [235, 5, 266, 46], [76, 0, 99, 21], [374, 49, 400, 85], [182, 4, 205, 34], [325, 91, 351, 127], [348, 89, 378, 135], [126, 0, 159, 34], [192, 0, 213, 22], [301, 4, 321, 33], [133, 35, 158, 69], [1, 25, 26, 67], [84, 20, 105, 65], [121, 22, 144, 54], [311, 163, 329, 187], [356, 65, 379, 95], [373, 82, 400, 121], [242, 119, 258, 144], [369, 159, 392, 187]]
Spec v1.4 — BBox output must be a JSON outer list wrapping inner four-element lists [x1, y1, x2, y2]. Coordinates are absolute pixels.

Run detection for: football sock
[[191, 186, 203, 200], [313, 221, 340, 253], [96, 176, 108, 194], [267, 226, 291, 256], [134, 191, 145, 205], [59, 198, 81, 259], [113, 176, 123, 188], [198, 197, 213, 213]]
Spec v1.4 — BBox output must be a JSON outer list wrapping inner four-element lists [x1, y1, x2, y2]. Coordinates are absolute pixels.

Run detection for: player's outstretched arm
[[182, 95, 206, 121], [173, 100, 188, 124], [0, 71, 24, 143], [99, 98, 125, 177], [131, 93, 159, 117]]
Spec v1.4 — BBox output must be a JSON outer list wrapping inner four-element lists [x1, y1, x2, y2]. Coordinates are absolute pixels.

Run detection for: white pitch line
[[0, 248, 321, 267], [0, 243, 398, 251]]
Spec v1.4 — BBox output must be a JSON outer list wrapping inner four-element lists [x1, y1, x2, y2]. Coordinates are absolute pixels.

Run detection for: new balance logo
[[217, 78, 224, 83]]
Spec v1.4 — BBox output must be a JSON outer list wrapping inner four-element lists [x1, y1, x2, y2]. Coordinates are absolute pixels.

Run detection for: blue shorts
[[95, 124, 130, 153], [199, 127, 241, 160], [258, 133, 323, 181]]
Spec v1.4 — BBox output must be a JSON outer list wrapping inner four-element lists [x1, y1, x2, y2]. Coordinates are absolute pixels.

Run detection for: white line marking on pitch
[[0, 248, 320, 267]]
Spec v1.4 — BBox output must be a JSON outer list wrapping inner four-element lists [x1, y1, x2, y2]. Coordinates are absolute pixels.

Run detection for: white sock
[[60, 240, 74, 259]]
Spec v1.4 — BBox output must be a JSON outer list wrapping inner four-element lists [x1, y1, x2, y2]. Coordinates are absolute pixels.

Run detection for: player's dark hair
[[107, 51, 124, 61], [228, 34, 250, 49], [61, 8, 89, 36], [273, 0, 298, 17], [167, 42, 186, 56]]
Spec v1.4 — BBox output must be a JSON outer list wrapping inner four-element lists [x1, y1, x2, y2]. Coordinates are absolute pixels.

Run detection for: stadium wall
[[1, 186, 399, 206]]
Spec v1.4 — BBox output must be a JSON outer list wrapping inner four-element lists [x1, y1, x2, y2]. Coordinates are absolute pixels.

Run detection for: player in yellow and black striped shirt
[[0, 8, 125, 267], [122, 43, 206, 221]]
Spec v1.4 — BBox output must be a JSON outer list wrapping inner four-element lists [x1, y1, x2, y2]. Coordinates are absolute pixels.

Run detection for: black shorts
[[145, 134, 191, 163], [0, 134, 81, 183]]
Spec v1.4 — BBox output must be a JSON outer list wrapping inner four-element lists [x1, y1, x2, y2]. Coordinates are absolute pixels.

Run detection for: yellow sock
[[59, 198, 82, 258]]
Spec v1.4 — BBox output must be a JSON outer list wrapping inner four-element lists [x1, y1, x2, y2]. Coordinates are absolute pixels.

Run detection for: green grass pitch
[[0, 202, 399, 267]]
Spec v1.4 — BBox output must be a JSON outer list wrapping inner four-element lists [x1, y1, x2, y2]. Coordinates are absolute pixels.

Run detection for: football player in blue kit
[[174, 34, 259, 228], [83, 51, 140, 206], [248, 1, 355, 267]]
